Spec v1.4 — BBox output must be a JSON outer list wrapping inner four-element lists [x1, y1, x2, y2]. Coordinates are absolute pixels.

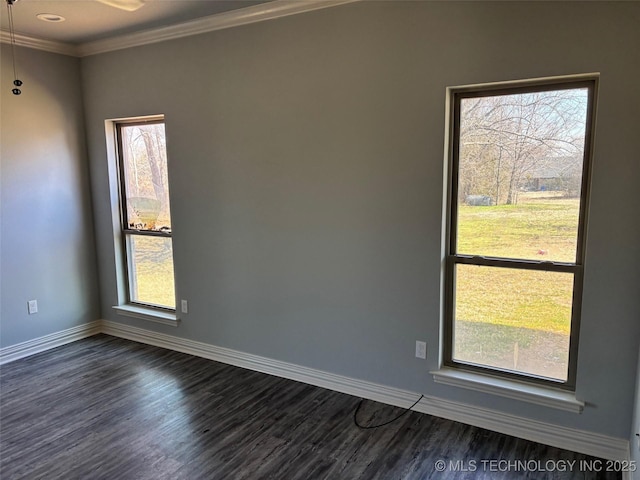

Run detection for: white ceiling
[[1, 0, 272, 44]]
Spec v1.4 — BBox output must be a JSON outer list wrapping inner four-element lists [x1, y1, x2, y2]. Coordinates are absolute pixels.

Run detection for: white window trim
[[106, 115, 179, 322], [441, 73, 599, 392], [431, 367, 584, 413], [113, 305, 180, 327]]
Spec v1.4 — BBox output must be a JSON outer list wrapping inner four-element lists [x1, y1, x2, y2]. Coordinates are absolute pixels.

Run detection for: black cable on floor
[[353, 394, 424, 429]]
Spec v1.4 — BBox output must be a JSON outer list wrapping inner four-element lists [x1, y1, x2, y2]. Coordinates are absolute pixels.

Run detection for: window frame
[[114, 116, 176, 313], [443, 76, 598, 391]]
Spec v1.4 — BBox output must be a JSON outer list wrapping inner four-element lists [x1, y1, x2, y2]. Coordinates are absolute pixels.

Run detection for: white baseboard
[[0, 321, 101, 365], [0, 319, 630, 464], [101, 319, 630, 462]]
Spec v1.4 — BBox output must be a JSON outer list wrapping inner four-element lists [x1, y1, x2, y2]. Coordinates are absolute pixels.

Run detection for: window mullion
[[450, 254, 580, 273], [122, 229, 172, 238]]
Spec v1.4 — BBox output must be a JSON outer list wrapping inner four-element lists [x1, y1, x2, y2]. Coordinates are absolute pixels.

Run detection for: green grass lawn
[[454, 192, 580, 379], [456, 193, 579, 335], [131, 236, 176, 309], [457, 194, 580, 263]]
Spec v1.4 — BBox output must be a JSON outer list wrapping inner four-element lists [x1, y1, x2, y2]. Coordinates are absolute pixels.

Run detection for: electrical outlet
[[181, 299, 188, 314], [415, 341, 426, 359], [28, 300, 38, 315]]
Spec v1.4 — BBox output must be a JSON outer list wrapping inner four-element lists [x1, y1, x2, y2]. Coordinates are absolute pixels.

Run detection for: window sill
[[431, 368, 584, 413], [112, 305, 180, 327]]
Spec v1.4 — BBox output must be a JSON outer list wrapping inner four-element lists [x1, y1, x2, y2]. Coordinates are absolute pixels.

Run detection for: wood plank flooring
[[0, 334, 621, 479]]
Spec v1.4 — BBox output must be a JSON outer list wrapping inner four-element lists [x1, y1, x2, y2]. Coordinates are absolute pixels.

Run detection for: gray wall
[[0, 45, 99, 347], [81, 1, 640, 439]]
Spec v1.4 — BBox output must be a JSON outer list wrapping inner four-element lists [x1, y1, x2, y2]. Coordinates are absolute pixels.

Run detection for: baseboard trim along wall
[[99, 319, 630, 463], [0, 321, 101, 365], [0, 319, 630, 463]]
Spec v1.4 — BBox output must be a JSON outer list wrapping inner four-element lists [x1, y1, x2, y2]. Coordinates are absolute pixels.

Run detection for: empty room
[[1, 0, 639, 478]]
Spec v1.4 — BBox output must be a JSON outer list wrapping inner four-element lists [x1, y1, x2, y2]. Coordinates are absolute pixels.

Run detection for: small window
[[444, 76, 597, 389], [116, 118, 175, 310]]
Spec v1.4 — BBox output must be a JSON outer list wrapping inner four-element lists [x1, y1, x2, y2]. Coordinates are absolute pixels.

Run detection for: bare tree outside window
[[121, 124, 171, 231], [459, 89, 588, 205]]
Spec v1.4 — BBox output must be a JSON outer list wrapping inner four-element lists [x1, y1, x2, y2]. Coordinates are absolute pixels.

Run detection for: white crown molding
[[1, 0, 359, 58], [101, 319, 630, 463], [79, 0, 358, 57], [0, 30, 80, 57]]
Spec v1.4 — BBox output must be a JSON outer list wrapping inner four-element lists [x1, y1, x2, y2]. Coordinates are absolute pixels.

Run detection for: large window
[[444, 77, 597, 389], [116, 118, 175, 310]]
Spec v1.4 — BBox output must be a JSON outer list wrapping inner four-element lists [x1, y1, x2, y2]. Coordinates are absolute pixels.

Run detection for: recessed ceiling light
[[36, 13, 66, 23]]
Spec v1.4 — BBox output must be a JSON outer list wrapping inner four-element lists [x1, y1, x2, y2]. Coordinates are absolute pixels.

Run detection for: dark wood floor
[[0, 334, 620, 479]]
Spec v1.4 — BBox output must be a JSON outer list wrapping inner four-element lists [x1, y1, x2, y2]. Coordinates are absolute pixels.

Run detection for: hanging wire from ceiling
[[5, 0, 23, 95]]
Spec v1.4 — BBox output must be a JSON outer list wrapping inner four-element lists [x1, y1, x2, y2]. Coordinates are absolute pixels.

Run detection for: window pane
[[453, 264, 573, 381], [128, 235, 175, 309], [121, 123, 171, 232], [456, 88, 589, 263]]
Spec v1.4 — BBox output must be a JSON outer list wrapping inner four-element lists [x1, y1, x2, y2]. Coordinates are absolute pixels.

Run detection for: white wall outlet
[[27, 300, 38, 315], [181, 299, 188, 314], [415, 340, 427, 359]]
